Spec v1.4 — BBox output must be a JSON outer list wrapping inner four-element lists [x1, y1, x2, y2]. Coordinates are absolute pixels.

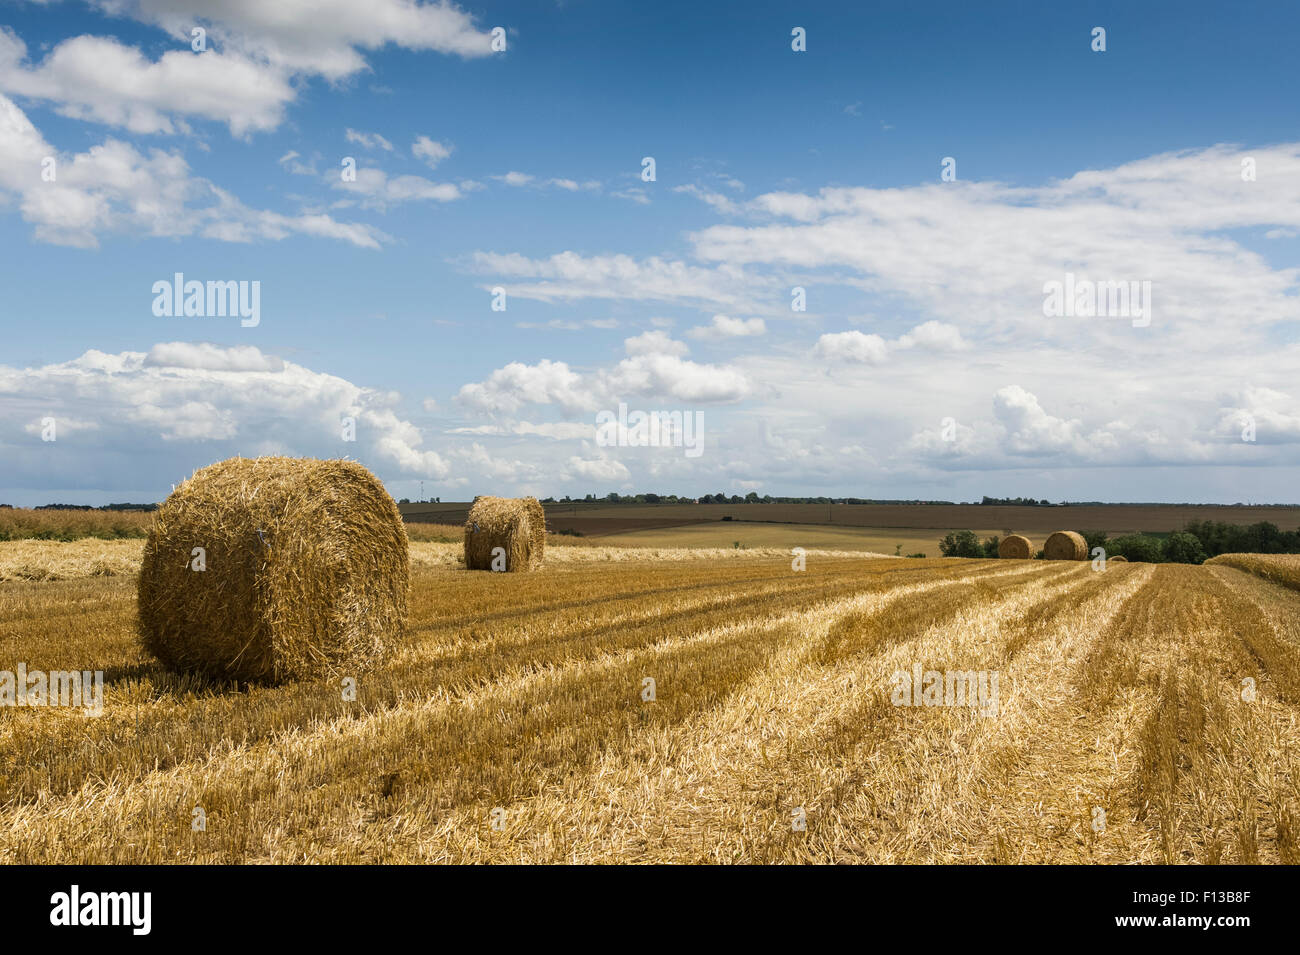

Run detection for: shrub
[[939, 530, 983, 558], [1108, 533, 1165, 563], [1164, 531, 1207, 564], [1183, 520, 1300, 557], [1082, 529, 1109, 553]]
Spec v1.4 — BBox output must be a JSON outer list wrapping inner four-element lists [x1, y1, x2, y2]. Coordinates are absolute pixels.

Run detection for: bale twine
[[138, 456, 409, 683], [1043, 530, 1088, 561], [997, 534, 1032, 559], [1108, 554, 1129, 562], [464, 496, 541, 571]]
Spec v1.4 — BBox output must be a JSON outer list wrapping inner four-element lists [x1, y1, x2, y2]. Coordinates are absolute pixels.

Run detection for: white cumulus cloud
[[0, 344, 451, 493]]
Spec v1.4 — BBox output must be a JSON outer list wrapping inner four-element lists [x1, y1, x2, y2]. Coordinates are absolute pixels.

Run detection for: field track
[[1, 552, 1298, 863]]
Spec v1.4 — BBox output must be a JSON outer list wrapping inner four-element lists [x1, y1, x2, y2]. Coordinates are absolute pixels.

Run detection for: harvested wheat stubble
[[1043, 530, 1088, 561], [464, 496, 541, 571], [1205, 553, 1300, 593], [138, 456, 409, 683], [998, 534, 1033, 559], [0, 538, 140, 581]]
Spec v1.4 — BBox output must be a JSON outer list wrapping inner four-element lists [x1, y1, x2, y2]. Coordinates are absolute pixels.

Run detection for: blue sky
[[1, 0, 1299, 505]]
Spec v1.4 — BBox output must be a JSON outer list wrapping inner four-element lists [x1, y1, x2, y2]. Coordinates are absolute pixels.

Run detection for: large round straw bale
[[464, 496, 541, 571], [138, 456, 409, 683], [1043, 530, 1088, 561], [1108, 554, 1128, 562], [998, 534, 1032, 559]]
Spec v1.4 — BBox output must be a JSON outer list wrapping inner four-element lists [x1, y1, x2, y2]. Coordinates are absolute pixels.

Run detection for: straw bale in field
[[997, 534, 1032, 559], [1043, 530, 1088, 561], [464, 496, 542, 571], [138, 456, 409, 683]]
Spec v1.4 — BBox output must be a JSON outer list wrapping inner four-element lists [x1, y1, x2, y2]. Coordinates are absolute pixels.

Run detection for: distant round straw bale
[[998, 534, 1032, 559], [1044, 530, 1088, 561], [1108, 554, 1129, 562], [464, 496, 543, 572], [524, 496, 546, 563], [138, 456, 409, 683]]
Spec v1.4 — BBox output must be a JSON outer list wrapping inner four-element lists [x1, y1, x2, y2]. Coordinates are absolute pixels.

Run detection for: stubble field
[[2, 539, 1298, 864]]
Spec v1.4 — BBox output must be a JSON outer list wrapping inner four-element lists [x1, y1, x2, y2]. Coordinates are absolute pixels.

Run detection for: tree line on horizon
[[540, 492, 957, 505]]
